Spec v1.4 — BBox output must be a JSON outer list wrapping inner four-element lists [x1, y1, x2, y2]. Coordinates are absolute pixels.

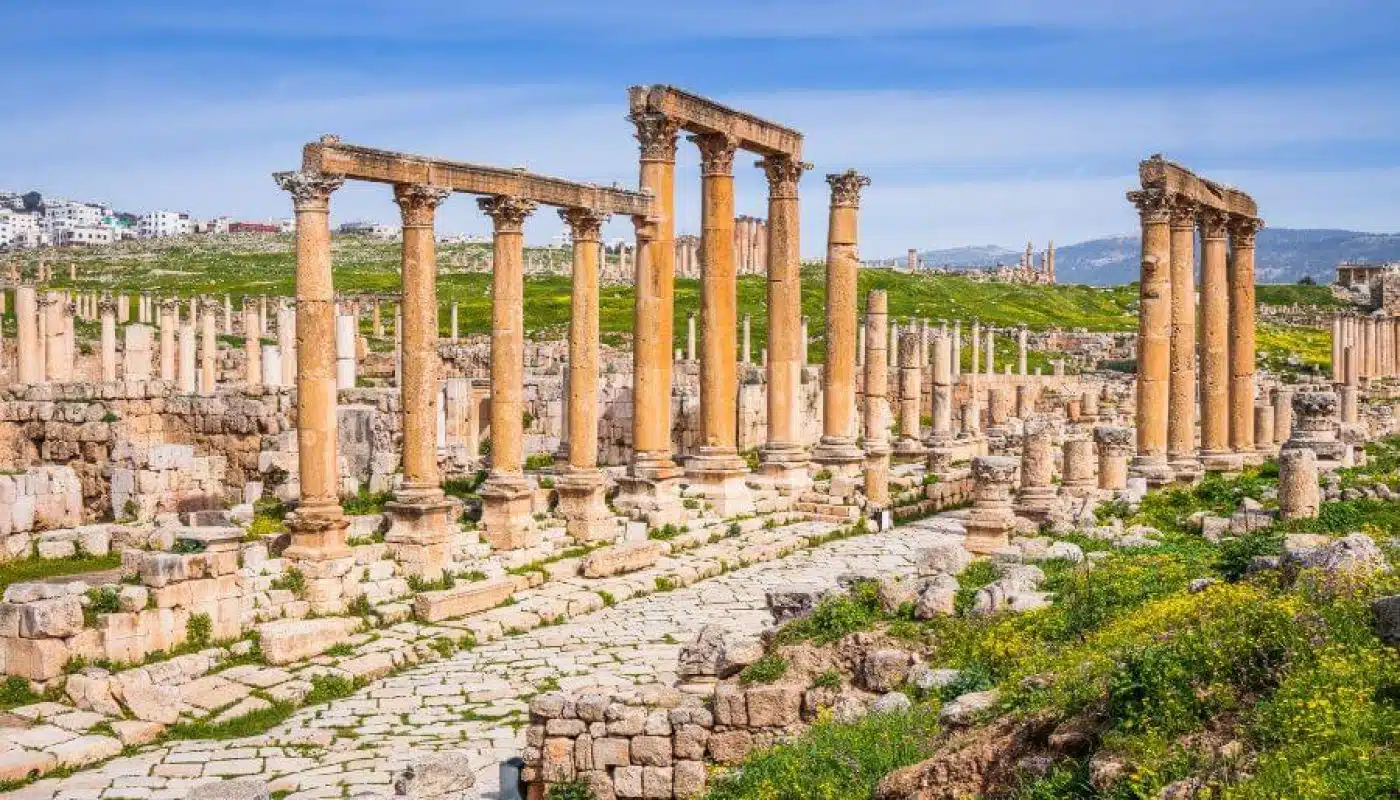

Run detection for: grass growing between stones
[[0, 552, 122, 595], [705, 708, 941, 800], [709, 453, 1400, 799]]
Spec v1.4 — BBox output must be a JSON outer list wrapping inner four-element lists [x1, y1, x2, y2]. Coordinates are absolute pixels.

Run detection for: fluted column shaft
[[562, 208, 608, 469], [396, 184, 452, 497], [759, 156, 808, 455], [1167, 201, 1198, 469], [1229, 216, 1263, 452], [480, 195, 537, 479], [274, 170, 348, 554], [693, 132, 741, 459], [1128, 188, 1171, 477], [1199, 210, 1230, 458], [629, 113, 680, 476], [816, 169, 870, 462]]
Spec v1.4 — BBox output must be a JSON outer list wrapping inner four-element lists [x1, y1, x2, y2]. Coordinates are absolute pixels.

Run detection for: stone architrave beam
[[627, 85, 803, 159], [302, 139, 654, 217], [1138, 154, 1257, 218]]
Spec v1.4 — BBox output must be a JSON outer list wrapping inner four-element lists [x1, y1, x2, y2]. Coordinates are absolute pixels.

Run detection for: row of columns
[[1331, 312, 1400, 384], [1127, 187, 1264, 481]]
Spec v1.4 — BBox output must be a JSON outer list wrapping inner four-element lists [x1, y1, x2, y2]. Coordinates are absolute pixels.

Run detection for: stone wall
[[0, 465, 82, 539]]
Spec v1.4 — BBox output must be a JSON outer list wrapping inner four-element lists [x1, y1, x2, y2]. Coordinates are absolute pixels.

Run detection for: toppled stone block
[[255, 616, 361, 665], [764, 584, 833, 624], [412, 577, 515, 623], [580, 541, 663, 578], [677, 625, 764, 680], [393, 750, 477, 798], [937, 689, 1000, 727], [916, 539, 973, 576]]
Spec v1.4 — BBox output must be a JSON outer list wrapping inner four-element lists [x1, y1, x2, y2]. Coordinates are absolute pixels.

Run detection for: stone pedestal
[[1282, 391, 1344, 465], [1278, 448, 1319, 521], [1061, 437, 1096, 498], [893, 332, 925, 460], [480, 479, 538, 551], [1016, 419, 1058, 520], [384, 498, 455, 581], [1094, 426, 1133, 491], [965, 456, 1018, 554], [555, 469, 615, 542]]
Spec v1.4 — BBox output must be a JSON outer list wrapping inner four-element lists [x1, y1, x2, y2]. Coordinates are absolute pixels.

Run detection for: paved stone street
[[10, 518, 960, 800]]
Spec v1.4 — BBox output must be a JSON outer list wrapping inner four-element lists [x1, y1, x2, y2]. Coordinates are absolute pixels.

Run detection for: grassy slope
[[13, 236, 1335, 366], [707, 449, 1400, 799]]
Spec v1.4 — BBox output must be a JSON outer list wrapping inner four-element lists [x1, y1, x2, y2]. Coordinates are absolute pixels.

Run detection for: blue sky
[[6, 0, 1400, 258]]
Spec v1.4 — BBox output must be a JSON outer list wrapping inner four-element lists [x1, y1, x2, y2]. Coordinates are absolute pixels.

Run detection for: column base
[[811, 435, 864, 475], [1169, 456, 1204, 484], [1060, 480, 1097, 500], [555, 468, 619, 543], [1200, 450, 1245, 473], [284, 505, 352, 562], [964, 508, 1014, 554], [685, 449, 754, 518], [892, 437, 927, 463], [757, 442, 813, 491], [384, 495, 457, 581], [1014, 487, 1059, 521], [863, 443, 892, 509], [479, 475, 537, 551], [1129, 455, 1175, 487], [615, 463, 686, 527]]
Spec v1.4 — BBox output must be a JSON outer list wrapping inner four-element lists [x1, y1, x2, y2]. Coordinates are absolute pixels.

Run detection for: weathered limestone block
[[392, 751, 477, 799], [412, 576, 515, 623], [17, 595, 84, 638], [255, 617, 361, 665], [581, 541, 663, 578]]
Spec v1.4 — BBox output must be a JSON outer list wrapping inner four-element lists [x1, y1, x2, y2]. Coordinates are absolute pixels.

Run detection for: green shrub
[[811, 668, 842, 691], [186, 613, 212, 649], [271, 567, 305, 598], [340, 489, 393, 516], [524, 453, 555, 471], [706, 707, 940, 800], [739, 654, 788, 685], [546, 780, 595, 800], [775, 580, 882, 645]]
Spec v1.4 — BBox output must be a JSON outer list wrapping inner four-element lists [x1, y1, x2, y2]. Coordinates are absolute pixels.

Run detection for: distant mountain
[[1054, 228, 1400, 286], [901, 229, 1400, 286]]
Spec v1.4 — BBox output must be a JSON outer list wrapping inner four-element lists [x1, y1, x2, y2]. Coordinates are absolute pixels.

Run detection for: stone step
[[412, 577, 516, 623], [256, 617, 362, 665]]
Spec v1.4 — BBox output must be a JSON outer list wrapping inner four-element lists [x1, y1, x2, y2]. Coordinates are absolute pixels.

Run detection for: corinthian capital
[[826, 169, 872, 207], [393, 183, 452, 227], [757, 156, 811, 200], [629, 112, 680, 163], [558, 207, 609, 242], [273, 171, 345, 211], [1228, 215, 1264, 247], [691, 133, 739, 177], [477, 195, 537, 234], [1126, 188, 1171, 225], [1168, 197, 1197, 229], [1197, 207, 1229, 240], [98, 295, 117, 316]]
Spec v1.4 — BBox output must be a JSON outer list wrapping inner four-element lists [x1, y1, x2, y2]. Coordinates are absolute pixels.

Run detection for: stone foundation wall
[[0, 465, 82, 538]]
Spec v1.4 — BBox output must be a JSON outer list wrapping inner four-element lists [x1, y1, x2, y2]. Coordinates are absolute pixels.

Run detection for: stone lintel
[[1138, 154, 1258, 218], [628, 84, 803, 159], [302, 139, 654, 217]]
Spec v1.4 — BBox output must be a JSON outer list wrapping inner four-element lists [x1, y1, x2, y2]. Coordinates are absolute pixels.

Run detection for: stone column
[[952, 321, 961, 379], [685, 132, 752, 515], [965, 456, 1017, 554], [686, 313, 697, 361], [274, 170, 351, 565], [1167, 199, 1199, 478], [278, 301, 296, 388], [478, 194, 539, 549], [222, 295, 233, 335], [243, 303, 262, 386], [200, 299, 218, 394], [624, 112, 683, 495], [381, 183, 456, 577], [863, 290, 891, 508], [1016, 419, 1057, 519], [12, 288, 38, 385], [893, 332, 925, 459], [970, 320, 980, 377], [555, 207, 614, 541], [1095, 426, 1133, 491], [1364, 316, 1377, 379], [742, 313, 752, 365], [1127, 188, 1173, 483], [158, 299, 177, 381], [984, 326, 995, 375], [1254, 404, 1275, 452], [261, 345, 281, 387], [1198, 208, 1232, 470], [758, 155, 814, 486], [99, 296, 117, 382], [928, 333, 954, 449], [813, 169, 870, 472], [1341, 345, 1359, 424], [1229, 215, 1263, 456], [1278, 448, 1320, 521], [1017, 326, 1028, 375], [178, 322, 196, 393], [1282, 391, 1343, 464], [1061, 437, 1096, 498], [1273, 387, 1293, 445], [450, 303, 459, 342], [123, 325, 153, 380]]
